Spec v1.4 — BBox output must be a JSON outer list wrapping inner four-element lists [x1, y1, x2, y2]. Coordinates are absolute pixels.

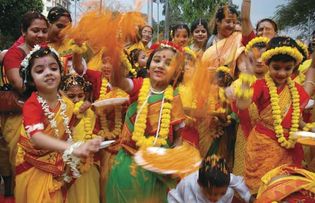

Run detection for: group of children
[[0, 2, 315, 203]]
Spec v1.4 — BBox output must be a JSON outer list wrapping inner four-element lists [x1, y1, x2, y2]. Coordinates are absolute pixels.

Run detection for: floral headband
[[20, 45, 60, 83], [245, 37, 270, 54], [261, 46, 303, 64], [296, 40, 309, 59]]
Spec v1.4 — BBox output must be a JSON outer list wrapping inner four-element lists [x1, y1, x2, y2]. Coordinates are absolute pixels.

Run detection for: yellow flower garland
[[303, 122, 315, 132], [232, 73, 256, 100], [132, 78, 173, 148], [97, 78, 123, 139], [265, 73, 300, 149], [262, 46, 303, 64], [296, 40, 309, 59], [216, 66, 230, 74], [121, 53, 137, 77], [245, 37, 269, 54]]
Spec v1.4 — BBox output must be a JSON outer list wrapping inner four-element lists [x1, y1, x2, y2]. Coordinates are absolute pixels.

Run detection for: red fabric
[[84, 69, 102, 101], [241, 30, 256, 46], [251, 79, 310, 165], [231, 103, 252, 138], [181, 126, 199, 148], [3, 46, 25, 72], [12, 36, 25, 47], [129, 77, 144, 103]]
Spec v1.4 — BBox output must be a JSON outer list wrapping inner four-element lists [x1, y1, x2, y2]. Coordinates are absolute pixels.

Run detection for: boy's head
[[198, 155, 230, 202], [262, 36, 303, 86]]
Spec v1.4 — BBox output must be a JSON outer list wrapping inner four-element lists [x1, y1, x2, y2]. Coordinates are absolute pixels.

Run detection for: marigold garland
[[303, 122, 315, 132], [262, 46, 303, 64], [232, 73, 256, 100], [132, 78, 173, 148], [121, 53, 137, 77], [265, 73, 300, 149], [245, 37, 269, 53], [216, 66, 230, 74]]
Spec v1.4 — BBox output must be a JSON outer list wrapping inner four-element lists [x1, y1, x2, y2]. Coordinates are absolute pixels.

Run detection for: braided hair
[[198, 155, 230, 189]]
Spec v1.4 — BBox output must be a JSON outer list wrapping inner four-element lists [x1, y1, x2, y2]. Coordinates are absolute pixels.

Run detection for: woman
[[1, 11, 49, 200], [241, 0, 278, 45], [199, 5, 244, 169], [127, 25, 153, 53], [106, 41, 186, 202], [47, 6, 86, 75], [189, 19, 209, 57]]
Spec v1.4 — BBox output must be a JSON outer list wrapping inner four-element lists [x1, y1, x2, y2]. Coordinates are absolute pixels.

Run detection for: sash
[[16, 96, 74, 176]]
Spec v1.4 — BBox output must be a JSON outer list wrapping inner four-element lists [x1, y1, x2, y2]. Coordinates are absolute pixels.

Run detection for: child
[[168, 155, 254, 203], [15, 46, 102, 203], [170, 24, 190, 48], [127, 48, 148, 78], [61, 74, 100, 203], [228, 36, 310, 193]]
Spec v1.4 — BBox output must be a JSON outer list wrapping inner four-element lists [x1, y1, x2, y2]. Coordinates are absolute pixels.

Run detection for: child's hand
[[79, 101, 92, 114], [73, 137, 103, 158]]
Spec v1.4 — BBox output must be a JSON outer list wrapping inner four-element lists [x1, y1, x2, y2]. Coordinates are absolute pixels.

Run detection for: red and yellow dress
[[15, 92, 74, 203], [106, 78, 186, 203], [245, 79, 309, 193]]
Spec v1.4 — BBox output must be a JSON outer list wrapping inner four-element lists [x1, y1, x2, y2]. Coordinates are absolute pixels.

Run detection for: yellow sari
[[66, 108, 100, 203], [15, 94, 74, 203]]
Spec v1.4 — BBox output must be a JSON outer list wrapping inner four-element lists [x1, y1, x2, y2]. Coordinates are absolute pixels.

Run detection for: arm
[[6, 68, 24, 93], [229, 174, 253, 203], [72, 52, 85, 75], [111, 60, 133, 94], [31, 132, 102, 158], [241, 0, 254, 36], [304, 50, 315, 96]]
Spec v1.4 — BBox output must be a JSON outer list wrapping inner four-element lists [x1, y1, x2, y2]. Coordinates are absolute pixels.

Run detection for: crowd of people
[[0, 0, 315, 202]]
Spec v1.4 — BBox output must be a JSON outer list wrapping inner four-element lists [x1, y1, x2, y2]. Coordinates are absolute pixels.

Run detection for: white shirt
[[168, 171, 251, 203]]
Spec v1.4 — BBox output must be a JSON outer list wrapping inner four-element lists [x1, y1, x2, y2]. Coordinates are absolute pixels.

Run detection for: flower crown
[[216, 65, 230, 74], [245, 37, 269, 54], [261, 46, 303, 64], [183, 47, 196, 59], [20, 45, 60, 71]]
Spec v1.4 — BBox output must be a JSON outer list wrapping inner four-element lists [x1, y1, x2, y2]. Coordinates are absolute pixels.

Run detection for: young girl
[[126, 48, 148, 78], [106, 41, 186, 202], [15, 46, 102, 203], [61, 74, 100, 203], [170, 24, 190, 48], [189, 19, 209, 57], [228, 36, 310, 193], [168, 155, 253, 203]]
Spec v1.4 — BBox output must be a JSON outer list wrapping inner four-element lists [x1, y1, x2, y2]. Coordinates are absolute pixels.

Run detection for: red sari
[[245, 79, 310, 193]]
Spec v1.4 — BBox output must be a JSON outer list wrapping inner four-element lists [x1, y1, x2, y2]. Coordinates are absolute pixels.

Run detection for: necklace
[[37, 93, 72, 141], [132, 78, 173, 148], [265, 74, 300, 149]]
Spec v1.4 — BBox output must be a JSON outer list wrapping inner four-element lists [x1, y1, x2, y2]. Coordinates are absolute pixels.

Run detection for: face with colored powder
[[148, 48, 176, 85], [173, 28, 189, 47], [65, 85, 86, 103], [248, 47, 268, 78], [216, 13, 237, 38], [101, 54, 113, 80]]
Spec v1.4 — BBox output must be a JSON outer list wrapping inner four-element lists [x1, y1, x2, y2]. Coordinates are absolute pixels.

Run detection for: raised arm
[[111, 54, 133, 94], [241, 0, 254, 36], [304, 47, 315, 96]]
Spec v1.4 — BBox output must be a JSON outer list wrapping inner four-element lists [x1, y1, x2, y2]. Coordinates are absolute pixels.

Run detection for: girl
[[125, 48, 148, 78], [168, 155, 254, 203], [15, 46, 102, 203], [228, 36, 309, 193], [170, 24, 190, 48], [189, 19, 209, 57], [127, 25, 154, 52], [61, 74, 100, 203], [106, 41, 186, 202]]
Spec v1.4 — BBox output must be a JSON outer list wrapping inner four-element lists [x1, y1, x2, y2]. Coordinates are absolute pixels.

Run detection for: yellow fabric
[[126, 41, 146, 54], [67, 108, 100, 203], [15, 167, 63, 203], [202, 32, 244, 76], [66, 165, 100, 203], [233, 128, 247, 176], [245, 130, 294, 194], [87, 48, 105, 71], [0, 114, 22, 171], [256, 165, 315, 202]]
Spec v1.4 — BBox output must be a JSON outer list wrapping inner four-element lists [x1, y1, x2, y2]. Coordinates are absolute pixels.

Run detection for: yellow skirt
[[15, 167, 63, 203], [245, 129, 293, 194], [66, 165, 100, 203]]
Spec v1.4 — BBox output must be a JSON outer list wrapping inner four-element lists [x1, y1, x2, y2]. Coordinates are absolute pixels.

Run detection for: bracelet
[[62, 141, 84, 182]]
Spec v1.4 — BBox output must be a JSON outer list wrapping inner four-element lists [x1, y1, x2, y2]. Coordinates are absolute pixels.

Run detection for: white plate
[[293, 131, 315, 139], [92, 97, 129, 107], [100, 140, 116, 149]]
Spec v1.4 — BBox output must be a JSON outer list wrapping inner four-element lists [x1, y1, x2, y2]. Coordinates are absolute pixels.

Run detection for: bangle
[[62, 141, 83, 182]]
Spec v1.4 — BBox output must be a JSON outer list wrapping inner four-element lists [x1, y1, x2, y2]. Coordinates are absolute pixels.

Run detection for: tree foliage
[[0, 0, 43, 49], [166, 0, 230, 25], [275, 0, 315, 33]]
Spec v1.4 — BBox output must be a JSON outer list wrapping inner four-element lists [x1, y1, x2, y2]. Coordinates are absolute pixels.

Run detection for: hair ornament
[[261, 46, 303, 64], [245, 37, 270, 54]]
